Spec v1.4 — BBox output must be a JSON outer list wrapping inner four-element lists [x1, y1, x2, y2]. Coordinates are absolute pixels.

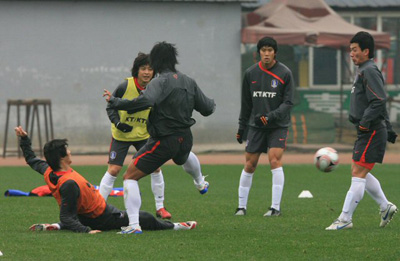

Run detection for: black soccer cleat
[[235, 208, 246, 216], [263, 207, 281, 217]]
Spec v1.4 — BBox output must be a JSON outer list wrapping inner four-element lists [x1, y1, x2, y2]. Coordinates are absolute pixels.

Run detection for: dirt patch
[[1, 152, 398, 166]]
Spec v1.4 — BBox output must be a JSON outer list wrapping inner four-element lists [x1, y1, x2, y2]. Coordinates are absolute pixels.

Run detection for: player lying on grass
[[15, 126, 196, 234]]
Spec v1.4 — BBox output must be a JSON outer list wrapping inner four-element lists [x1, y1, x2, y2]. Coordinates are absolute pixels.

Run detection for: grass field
[[1, 163, 399, 260]]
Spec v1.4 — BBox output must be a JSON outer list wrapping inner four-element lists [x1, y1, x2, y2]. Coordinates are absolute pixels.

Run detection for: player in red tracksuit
[[15, 126, 196, 233], [235, 36, 295, 217]]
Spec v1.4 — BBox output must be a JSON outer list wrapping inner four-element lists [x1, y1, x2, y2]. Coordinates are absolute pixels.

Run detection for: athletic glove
[[255, 115, 268, 127], [387, 130, 397, 144], [29, 223, 60, 231], [236, 128, 244, 144], [116, 122, 133, 133], [358, 125, 369, 132]]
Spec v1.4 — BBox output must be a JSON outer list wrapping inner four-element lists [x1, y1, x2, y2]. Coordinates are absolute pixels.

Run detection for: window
[[382, 17, 400, 85], [354, 17, 377, 30], [313, 47, 337, 85]]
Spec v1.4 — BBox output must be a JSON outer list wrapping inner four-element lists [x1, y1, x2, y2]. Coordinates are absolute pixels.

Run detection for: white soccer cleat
[[195, 177, 209, 195], [380, 202, 398, 228], [325, 219, 353, 230], [29, 223, 60, 231], [117, 225, 143, 234], [174, 221, 197, 230]]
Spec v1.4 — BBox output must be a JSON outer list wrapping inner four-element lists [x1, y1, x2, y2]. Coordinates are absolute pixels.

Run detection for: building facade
[[0, 0, 252, 152], [241, 0, 400, 143]]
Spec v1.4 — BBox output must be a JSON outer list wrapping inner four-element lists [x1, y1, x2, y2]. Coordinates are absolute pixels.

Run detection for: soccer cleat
[[29, 224, 59, 231], [174, 221, 197, 230], [234, 208, 246, 216], [195, 178, 209, 195], [263, 207, 281, 217], [156, 207, 172, 219], [117, 225, 143, 234], [380, 202, 398, 228], [325, 219, 353, 230]]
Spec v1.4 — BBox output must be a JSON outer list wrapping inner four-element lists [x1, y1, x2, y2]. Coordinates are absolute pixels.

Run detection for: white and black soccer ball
[[314, 147, 339, 172]]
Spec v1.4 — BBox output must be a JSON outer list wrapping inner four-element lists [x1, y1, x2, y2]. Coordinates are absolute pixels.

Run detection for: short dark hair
[[350, 31, 375, 59], [131, 52, 151, 77], [149, 41, 178, 74], [43, 139, 68, 171], [257, 37, 278, 54]]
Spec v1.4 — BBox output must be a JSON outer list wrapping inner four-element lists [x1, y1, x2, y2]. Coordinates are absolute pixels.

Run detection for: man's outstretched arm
[[15, 126, 49, 175], [103, 89, 153, 112]]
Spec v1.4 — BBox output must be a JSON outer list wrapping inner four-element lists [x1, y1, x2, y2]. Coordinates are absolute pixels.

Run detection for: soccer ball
[[314, 147, 339, 172]]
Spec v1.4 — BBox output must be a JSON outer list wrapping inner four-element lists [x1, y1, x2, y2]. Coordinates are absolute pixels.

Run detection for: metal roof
[[243, 0, 400, 9], [138, 0, 256, 2], [0, 0, 256, 2], [325, 0, 400, 8]]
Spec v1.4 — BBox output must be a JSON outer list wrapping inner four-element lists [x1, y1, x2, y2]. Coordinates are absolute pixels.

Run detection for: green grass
[[1, 164, 399, 260]]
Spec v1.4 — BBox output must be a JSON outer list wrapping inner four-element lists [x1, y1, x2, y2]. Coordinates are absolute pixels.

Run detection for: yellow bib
[[111, 77, 151, 141]]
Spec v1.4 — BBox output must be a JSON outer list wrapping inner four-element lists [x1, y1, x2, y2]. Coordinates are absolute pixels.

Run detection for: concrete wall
[[0, 1, 242, 152]]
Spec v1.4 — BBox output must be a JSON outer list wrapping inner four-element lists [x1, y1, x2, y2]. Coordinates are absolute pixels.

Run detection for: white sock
[[182, 152, 204, 186], [365, 172, 388, 212], [151, 170, 165, 210], [339, 177, 366, 222], [271, 167, 284, 211], [238, 169, 253, 209], [99, 171, 117, 201], [123, 179, 141, 227]]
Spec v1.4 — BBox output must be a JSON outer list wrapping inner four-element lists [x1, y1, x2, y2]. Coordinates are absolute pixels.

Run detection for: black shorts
[[134, 130, 193, 174], [79, 204, 173, 231], [245, 127, 288, 153], [78, 204, 129, 231], [352, 126, 387, 164], [108, 138, 148, 166]]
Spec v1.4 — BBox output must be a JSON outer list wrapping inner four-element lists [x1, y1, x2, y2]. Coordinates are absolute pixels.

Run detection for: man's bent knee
[[244, 152, 261, 173], [351, 162, 370, 178], [108, 164, 122, 176], [268, 148, 284, 169], [123, 170, 145, 181], [244, 157, 258, 173], [269, 159, 282, 169], [123, 163, 147, 181]]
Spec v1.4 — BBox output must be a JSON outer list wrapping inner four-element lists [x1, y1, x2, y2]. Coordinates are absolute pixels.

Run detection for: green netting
[[288, 111, 336, 144]]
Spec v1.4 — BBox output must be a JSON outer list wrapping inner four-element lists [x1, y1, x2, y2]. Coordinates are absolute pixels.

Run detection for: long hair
[[149, 41, 178, 74], [350, 31, 375, 59], [131, 52, 151, 77], [43, 139, 68, 171]]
